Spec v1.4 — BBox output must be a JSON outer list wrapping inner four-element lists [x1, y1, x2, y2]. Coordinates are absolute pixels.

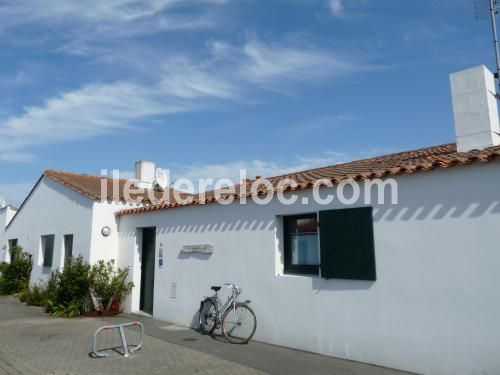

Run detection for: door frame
[[139, 227, 156, 315]]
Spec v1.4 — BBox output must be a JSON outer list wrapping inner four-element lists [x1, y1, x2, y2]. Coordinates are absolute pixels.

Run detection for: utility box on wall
[[170, 282, 177, 299]]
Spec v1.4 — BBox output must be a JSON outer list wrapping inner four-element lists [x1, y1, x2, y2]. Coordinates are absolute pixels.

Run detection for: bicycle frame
[[210, 285, 239, 324]]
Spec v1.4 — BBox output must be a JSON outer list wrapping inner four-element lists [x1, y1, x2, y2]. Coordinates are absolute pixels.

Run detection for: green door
[[140, 227, 156, 315]]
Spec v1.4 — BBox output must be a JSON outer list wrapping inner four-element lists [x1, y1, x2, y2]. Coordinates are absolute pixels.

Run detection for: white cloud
[[0, 38, 380, 160], [0, 152, 34, 162], [241, 39, 350, 82], [0, 0, 228, 54], [329, 0, 343, 16], [223, 37, 383, 91], [210, 38, 361, 86], [172, 151, 353, 187], [0, 81, 172, 156], [0, 0, 226, 27], [161, 58, 235, 99], [0, 73, 233, 156]]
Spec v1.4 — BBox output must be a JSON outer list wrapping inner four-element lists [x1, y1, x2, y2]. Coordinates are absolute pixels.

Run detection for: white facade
[[118, 161, 500, 375], [0, 176, 132, 282], [0, 205, 18, 262]]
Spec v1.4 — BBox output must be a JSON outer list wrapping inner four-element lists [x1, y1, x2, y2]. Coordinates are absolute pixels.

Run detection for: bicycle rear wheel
[[222, 304, 257, 344], [199, 299, 217, 335]]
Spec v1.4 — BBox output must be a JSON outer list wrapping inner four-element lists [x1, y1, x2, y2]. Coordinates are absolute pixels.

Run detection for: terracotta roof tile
[[116, 142, 500, 217], [44, 170, 188, 204]]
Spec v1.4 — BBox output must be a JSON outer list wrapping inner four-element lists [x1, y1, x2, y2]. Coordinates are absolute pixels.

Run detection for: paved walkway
[[0, 296, 412, 375]]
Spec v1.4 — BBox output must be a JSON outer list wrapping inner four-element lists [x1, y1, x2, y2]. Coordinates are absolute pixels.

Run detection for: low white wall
[[118, 161, 500, 375]]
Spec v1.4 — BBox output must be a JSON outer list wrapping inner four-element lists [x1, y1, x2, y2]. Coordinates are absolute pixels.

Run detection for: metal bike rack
[[92, 321, 144, 358]]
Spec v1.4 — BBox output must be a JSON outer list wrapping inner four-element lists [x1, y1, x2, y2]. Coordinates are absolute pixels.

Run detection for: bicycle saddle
[[211, 286, 221, 292]]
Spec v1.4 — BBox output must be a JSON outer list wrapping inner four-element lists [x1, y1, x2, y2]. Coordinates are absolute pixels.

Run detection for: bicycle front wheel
[[222, 304, 257, 344]]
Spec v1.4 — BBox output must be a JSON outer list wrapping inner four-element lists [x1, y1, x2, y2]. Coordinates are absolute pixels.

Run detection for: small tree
[[0, 246, 32, 295]]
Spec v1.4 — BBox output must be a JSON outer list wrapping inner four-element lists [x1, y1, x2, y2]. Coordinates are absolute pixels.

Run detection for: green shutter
[[319, 207, 376, 281]]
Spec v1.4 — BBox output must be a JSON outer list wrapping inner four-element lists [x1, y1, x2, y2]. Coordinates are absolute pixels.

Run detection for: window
[[41, 235, 55, 268], [64, 234, 73, 262], [8, 239, 18, 263], [284, 214, 320, 275], [282, 207, 377, 281]]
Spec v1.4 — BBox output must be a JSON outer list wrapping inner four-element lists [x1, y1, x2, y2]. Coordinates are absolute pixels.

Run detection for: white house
[[1, 65, 500, 374], [0, 165, 178, 283], [114, 65, 500, 375]]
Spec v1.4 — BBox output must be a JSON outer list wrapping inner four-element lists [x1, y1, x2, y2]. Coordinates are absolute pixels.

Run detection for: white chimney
[[450, 65, 500, 152], [135, 161, 155, 189]]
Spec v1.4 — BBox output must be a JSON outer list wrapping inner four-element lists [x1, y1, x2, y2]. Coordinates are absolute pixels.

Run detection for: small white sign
[[181, 244, 213, 254]]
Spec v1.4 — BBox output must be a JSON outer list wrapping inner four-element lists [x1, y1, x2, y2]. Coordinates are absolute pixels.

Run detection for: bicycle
[[198, 283, 257, 344]]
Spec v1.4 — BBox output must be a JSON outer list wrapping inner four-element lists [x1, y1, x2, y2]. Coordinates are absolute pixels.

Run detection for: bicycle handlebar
[[224, 283, 241, 294]]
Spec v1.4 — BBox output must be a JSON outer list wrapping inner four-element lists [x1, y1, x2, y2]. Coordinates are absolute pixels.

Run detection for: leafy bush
[[18, 273, 58, 308], [45, 256, 91, 317], [49, 300, 88, 318], [16, 256, 133, 318], [19, 283, 51, 307], [89, 260, 134, 312], [0, 246, 32, 295]]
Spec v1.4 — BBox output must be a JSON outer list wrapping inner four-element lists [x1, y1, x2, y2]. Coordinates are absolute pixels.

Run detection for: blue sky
[[0, 0, 495, 206]]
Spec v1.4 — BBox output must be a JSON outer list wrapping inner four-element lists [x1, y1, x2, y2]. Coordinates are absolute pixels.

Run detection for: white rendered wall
[[3, 177, 94, 283], [0, 206, 17, 262], [0, 209, 5, 262], [118, 161, 500, 375], [89, 201, 132, 265]]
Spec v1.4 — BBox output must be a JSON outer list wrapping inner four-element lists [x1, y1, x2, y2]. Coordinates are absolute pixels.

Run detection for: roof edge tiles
[[116, 142, 500, 217]]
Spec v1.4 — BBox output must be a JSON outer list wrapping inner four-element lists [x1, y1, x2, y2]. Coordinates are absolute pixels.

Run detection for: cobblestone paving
[[0, 297, 267, 375], [0, 297, 412, 375]]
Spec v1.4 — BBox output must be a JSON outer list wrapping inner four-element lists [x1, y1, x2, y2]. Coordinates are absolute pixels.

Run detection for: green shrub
[[21, 283, 50, 306], [18, 274, 58, 309], [49, 300, 88, 318], [89, 260, 134, 312], [0, 246, 32, 295], [0, 261, 8, 274], [14, 256, 133, 318], [45, 273, 58, 307], [46, 256, 90, 317]]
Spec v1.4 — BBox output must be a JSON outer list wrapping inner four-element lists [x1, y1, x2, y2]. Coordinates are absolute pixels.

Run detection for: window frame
[[283, 213, 320, 276], [63, 234, 73, 263], [41, 234, 55, 269], [8, 239, 18, 263]]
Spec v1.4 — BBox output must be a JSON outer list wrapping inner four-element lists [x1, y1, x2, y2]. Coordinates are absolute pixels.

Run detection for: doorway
[[140, 227, 156, 315]]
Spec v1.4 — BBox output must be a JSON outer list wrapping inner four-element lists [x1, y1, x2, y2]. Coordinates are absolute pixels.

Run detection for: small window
[[8, 239, 18, 263], [64, 234, 73, 262], [284, 214, 319, 275], [41, 235, 55, 268]]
